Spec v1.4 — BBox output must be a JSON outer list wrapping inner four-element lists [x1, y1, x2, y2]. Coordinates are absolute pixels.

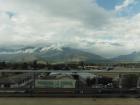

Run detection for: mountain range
[[112, 51, 140, 63], [0, 46, 139, 63], [0, 46, 106, 63]]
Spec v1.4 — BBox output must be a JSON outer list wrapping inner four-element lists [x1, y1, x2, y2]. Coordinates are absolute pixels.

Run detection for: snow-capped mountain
[[0, 45, 106, 63]]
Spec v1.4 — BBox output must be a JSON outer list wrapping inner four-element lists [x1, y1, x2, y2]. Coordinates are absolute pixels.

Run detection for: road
[[0, 98, 140, 105]]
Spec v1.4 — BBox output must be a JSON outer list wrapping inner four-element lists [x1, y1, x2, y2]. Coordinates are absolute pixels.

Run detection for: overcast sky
[[0, 0, 140, 58]]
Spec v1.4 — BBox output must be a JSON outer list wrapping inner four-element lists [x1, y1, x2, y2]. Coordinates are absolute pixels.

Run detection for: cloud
[[115, 0, 136, 12], [0, 0, 140, 58], [11, 0, 114, 28], [0, 0, 114, 44], [38, 0, 114, 27]]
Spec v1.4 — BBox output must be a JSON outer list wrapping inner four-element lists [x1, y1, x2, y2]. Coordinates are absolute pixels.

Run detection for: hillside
[[0, 46, 107, 63]]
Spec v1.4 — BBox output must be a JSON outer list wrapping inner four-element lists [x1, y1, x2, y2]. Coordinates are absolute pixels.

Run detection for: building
[[35, 74, 76, 88]]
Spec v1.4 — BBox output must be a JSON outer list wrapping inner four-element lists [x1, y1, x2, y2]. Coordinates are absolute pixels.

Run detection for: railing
[[0, 70, 139, 97]]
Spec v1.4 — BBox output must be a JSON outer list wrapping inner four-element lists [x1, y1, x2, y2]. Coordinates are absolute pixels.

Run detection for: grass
[[0, 98, 140, 105]]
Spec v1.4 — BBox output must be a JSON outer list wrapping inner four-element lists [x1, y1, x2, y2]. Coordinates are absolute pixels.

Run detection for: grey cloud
[[0, 0, 139, 58], [97, 41, 123, 47], [109, 42, 123, 47], [12, 0, 114, 28], [42, 0, 113, 27], [77, 39, 123, 47]]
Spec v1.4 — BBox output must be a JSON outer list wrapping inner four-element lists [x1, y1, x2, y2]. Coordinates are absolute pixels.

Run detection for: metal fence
[[0, 70, 139, 97]]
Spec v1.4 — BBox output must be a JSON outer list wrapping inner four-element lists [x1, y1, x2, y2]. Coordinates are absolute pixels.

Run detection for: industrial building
[[35, 74, 76, 88]]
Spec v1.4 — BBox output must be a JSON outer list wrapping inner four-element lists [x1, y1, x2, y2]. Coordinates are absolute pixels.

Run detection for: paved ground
[[0, 98, 140, 105]]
